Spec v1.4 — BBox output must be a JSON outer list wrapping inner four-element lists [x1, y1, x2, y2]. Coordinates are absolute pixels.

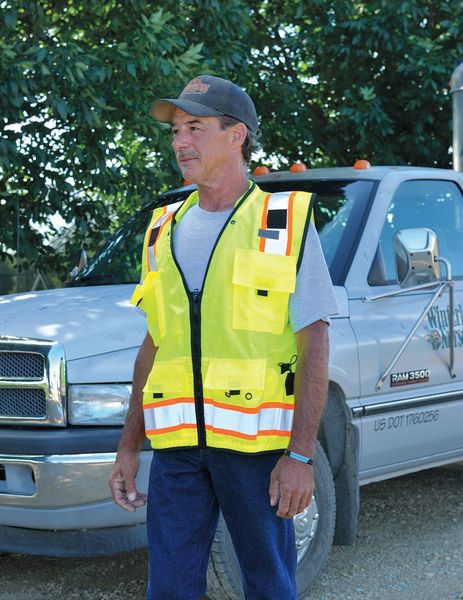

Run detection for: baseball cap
[[151, 75, 259, 134]]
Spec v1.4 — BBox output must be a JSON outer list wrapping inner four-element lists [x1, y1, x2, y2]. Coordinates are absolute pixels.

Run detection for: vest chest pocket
[[130, 271, 167, 346], [232, 249, 297, 335]]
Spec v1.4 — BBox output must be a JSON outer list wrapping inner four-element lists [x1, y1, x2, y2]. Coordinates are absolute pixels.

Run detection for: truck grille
[[0, 388, 47, 418], [0, 352, 44, 379], [0, 337, 66, 426]]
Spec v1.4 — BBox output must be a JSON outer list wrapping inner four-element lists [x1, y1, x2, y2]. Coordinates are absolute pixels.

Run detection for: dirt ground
[[1, 462, 462, 600]]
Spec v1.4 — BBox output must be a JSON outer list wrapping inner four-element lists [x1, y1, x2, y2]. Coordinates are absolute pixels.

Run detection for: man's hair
[[218, 115, 260, 163]]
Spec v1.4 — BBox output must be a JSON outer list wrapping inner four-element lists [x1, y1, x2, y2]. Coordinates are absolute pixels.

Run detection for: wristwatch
[[283, 449, 314, 465]]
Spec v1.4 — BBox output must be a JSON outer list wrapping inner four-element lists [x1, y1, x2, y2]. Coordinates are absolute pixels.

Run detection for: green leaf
[[4, 12, 18, 29], [56, 99, 68, 120], [11, 96, 23, 107], [4, 47, 17, 59]]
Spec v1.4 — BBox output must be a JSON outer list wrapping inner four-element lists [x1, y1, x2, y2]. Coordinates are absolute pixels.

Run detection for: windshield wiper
[[68, 273, 127, 287]]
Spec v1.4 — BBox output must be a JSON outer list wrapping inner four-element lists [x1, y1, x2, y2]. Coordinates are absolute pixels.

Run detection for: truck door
[[349, 178, 463, 481]]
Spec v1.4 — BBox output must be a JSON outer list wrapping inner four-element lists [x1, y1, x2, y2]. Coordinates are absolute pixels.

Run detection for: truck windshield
[[70, 190, 191, 287], [70, 179, 375, 287]]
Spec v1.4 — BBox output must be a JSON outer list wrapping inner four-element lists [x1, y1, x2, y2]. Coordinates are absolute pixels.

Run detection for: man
[[109, 75, 338, 600]]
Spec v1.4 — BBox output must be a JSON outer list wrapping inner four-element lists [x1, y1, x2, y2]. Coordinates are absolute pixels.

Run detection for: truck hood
[[0, 284, 146, 361]]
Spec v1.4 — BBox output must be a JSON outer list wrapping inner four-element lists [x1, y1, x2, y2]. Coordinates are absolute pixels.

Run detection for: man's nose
[[172, 131, 189, 151]]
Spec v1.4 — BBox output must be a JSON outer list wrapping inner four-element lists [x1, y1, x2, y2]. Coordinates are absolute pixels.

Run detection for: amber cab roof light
[[353, 159, 371, 170], [253, 165, 271, 176], [289, 162, 308, 172]]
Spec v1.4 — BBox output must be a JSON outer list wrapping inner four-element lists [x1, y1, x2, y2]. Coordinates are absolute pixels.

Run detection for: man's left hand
[[269, 455, 314, 518]]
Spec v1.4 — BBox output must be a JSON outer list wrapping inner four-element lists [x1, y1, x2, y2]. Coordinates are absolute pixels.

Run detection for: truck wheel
[[207, 442, 336, 599]]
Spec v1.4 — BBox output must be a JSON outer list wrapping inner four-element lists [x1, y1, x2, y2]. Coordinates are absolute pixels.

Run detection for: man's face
[[171, 109, 236, 185]]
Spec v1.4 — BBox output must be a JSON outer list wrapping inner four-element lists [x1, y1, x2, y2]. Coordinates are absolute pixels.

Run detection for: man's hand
[[108, 332, 155, 512], [269, 455, 314, 518], [108, 449, 147, 513]]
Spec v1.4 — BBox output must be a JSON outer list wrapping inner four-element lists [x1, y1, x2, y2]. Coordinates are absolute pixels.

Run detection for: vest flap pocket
[[134, 271, 167, 345], [232, 249, 296, 293], [129, 283, 144, 308], [130, 271, 159, 309], [144, 358, 192, 395], [204, 358, 267, 391]]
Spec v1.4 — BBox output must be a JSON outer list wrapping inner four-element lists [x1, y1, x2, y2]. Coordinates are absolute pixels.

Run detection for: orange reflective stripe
[[143, 396, 195, 409], [285, 191, 296, 256], [205, 424, 291, 440], [256, 429, 291, 437], [145, 206, 166, 274], [154, 212, 173, 259], [145, 396, 293, 414], [145, 235, 151, 274], [259, 193, 271, 252], [146, 423, 196, 436], [203, 398, 294, 414]]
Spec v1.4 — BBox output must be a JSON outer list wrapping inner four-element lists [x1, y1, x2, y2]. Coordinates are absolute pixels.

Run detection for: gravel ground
[[1, 462, 462, 600]]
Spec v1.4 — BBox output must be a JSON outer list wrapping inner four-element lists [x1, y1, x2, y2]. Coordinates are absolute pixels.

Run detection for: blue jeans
[[146, 448, 297, 600]]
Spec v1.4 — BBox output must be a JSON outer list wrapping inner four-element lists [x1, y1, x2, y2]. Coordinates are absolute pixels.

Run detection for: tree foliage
[[0, 0, 206, 284], [1, 0, 462, 288], [246, 0, 463, 168]]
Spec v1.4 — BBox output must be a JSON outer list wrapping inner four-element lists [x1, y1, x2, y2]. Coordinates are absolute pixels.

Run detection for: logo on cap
[[182, 79, 210, 95]]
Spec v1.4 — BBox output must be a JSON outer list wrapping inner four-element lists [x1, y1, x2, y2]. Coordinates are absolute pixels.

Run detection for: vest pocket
[[203, 359, 293, 443], [203, 358, 266, 407], [143, 357, 193, 398], [130, 271, 167, 346], [232, 249, 296, 334]]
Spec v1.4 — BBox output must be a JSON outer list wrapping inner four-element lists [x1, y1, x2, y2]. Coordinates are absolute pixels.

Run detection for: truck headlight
[[68, 384, 132, 425]]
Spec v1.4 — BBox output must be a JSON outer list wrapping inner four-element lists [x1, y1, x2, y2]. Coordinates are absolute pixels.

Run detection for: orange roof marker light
[[183, 179, 193, 186], [353, 159, 371, 170], [253, 165, 271, 176], [289, 162, 308, 172]]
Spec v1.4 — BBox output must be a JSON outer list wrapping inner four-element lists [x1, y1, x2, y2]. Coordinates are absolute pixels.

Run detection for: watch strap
[[283, 449, 314, 465]]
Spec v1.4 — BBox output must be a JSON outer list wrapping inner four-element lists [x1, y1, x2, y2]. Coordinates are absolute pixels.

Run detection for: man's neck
[[197, 168, 250, 212]]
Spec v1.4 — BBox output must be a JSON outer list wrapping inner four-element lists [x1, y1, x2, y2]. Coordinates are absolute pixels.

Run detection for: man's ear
[[231, 122, 247, 146]]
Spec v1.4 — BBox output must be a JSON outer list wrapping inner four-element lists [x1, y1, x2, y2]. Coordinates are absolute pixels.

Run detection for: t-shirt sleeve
[[289, 221, 339, 333]]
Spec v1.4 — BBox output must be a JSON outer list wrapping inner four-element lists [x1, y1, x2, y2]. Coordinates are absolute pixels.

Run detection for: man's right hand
[[108, 450, 147, 512]]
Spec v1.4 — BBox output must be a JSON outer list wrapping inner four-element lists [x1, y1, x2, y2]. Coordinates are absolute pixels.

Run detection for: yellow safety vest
[[130, 182, 313, 453]]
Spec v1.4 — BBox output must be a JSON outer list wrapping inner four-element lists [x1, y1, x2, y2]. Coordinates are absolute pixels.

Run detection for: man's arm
[[108, 332, 157, 512], [269, 319, 329, 517]]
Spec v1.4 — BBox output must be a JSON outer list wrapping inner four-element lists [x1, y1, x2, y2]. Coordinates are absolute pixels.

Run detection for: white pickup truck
[[1, 164, 462, 598]]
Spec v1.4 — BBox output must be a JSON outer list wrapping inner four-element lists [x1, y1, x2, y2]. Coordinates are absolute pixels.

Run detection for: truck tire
[[207, 442, 336, 599]]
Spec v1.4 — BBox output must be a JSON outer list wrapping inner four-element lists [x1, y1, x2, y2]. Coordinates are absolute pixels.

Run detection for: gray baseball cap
[[151, 75, 259, 133]]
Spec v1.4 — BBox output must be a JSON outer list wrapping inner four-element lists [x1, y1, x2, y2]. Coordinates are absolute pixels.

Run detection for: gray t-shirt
[[173, 203, 338, 332]]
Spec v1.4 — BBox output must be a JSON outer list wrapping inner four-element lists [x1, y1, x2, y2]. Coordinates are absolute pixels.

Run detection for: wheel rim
[[293, 496, 319, 564]]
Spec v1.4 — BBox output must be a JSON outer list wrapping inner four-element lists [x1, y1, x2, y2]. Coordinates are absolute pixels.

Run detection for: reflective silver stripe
[[143, 400, 197, 431], [146, 200, 183, 272], [143, 399, 294, 438], [260, 192, 291, 256], [147, 244, 157, 272]]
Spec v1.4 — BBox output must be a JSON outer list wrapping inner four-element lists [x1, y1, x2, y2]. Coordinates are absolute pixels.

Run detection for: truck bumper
[[0, 522, 148, 557], [0, 450, 153, 555]]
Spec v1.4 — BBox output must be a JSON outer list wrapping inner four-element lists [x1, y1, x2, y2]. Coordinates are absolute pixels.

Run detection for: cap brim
[[150, 99, 224, 122]]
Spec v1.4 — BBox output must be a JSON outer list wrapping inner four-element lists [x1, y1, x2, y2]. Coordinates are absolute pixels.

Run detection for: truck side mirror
[[393, 227, 441, 288]]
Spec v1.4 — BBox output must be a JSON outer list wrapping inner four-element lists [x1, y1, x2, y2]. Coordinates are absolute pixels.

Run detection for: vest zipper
[[169, 182, 256, 449], [191, 288, 206, 447], [169, 239, 207, 447]]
